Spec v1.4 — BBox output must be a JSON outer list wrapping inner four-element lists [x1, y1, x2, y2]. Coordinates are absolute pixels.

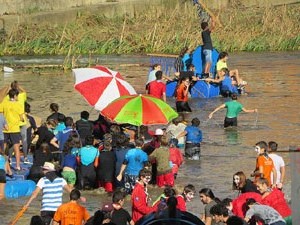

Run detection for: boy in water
[[267, 141, 285, 189], [111, 190, 134, 225], [201, 17, 215, 77], [209, 93, 257, 128]]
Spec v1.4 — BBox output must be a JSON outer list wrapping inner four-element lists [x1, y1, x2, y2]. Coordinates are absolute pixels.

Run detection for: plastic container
[[166, 81, 178, 97], [5, 180, 36, 199], [190, 81, 220, 98]]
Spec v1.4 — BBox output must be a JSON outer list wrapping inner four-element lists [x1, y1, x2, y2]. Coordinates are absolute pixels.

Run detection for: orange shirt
[[176, 83, 188, 102], [53, 201, 90, 225], [255, 155, 274, 186]]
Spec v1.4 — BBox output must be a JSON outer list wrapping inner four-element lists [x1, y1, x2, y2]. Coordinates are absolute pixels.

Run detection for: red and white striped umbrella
[[73, 65, 136, 111]]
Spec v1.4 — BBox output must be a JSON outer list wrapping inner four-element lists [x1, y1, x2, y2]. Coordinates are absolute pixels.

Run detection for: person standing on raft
[[208, 94, 257, 128]]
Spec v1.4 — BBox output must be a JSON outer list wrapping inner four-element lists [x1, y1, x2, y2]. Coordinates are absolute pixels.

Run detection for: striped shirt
[[37, 176, 67, 212]]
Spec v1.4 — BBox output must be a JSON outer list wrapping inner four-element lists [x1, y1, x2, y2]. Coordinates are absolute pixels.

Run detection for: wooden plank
[[147, 53, 177, 58]]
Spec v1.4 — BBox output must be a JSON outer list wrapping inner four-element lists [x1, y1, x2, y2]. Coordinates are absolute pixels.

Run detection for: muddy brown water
[[0, 51, 299, 224]]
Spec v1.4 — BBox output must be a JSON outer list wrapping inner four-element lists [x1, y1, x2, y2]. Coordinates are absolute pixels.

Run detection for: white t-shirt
[[146, 70, 157, 85], [166, 123, 186, 145], [37, 176, 67, 211], [269, 153, 285, 184]]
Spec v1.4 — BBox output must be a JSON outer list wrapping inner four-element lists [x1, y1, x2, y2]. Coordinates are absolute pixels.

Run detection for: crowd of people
[[0, 76, 292, 225]]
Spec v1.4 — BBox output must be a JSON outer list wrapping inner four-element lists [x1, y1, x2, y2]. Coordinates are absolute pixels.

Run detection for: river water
[[0, 51, 299, 224]]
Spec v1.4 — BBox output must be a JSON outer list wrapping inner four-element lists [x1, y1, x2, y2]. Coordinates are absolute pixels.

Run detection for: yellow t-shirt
[[3, 92, 26, 126], [2, 100, 23, 133], [216, 60, 228, 71]]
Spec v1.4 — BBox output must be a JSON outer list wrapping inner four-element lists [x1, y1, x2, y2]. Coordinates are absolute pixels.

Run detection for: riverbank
[[0, 0, 299, 59]]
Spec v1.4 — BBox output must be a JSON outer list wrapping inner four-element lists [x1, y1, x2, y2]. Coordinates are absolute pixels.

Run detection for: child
[[168, 138, 184, 180], [176, 184, 196, 211], [175, 77, 192, 112], [0, 109, 8, 155], [251, 141, 277, 187], [267, 141, 285, 189], [27, 143, 53, 183], [61, 135, 80, 189], [178, 117, 202, 160], [0, 149, 13, 200], [152, 186, 176, 209], [111, 190, 134, 225], [25, 102, 37, 156], [201, 17, 215, 77], [131, 168, 156, 222], [78, 135, 99, 189], [116, 138, 148, 194], [245, 198, 286, 225], [149, 135, 174, 188], [97, 141, 116, 193]]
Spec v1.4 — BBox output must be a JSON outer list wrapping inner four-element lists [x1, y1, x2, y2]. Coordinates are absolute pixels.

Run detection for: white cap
[[41, 162, 56, 171], [155, 128, 164, 136]]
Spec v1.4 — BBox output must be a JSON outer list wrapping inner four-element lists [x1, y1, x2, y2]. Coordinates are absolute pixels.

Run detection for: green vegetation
[[0, 2, 299, 58]]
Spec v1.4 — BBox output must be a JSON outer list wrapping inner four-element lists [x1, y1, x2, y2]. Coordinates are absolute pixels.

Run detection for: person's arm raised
[[209, 104, 225, 119]]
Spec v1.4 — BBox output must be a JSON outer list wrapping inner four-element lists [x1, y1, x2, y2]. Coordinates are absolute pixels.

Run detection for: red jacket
[[232, 192, 262, 217], [176, 195, 186, 211], [261, 188, 291, 217], [169, 147, 184, 174], [131, 182, 156, 222]]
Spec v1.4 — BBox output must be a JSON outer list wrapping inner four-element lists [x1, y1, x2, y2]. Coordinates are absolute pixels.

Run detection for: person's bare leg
[[204, 62, 211, 74], [230, 69, 242, 85], [13, 143, 21, 170], [0, 183, 5, 200], [5, 161, 13, 176]]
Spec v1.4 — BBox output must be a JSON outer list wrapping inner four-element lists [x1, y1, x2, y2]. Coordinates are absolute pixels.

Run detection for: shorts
[[61, 170, 76, 185], [185, 143, 200, 158], [0, 140, 4, 152], [156, 172, 174, 187], [0, 169, 6, 183], [224, 117, 238, 128], [41, 211, 55, 225], [176, 101, 192, 113], [4, 133, 22, 145], [203, 49, 212, 64], [124, 174, 138, 194]]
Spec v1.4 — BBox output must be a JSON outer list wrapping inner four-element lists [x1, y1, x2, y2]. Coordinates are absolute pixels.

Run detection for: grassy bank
[[0, 1, 299, 58]]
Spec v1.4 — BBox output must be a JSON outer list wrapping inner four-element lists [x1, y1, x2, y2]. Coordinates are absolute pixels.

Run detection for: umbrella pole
[[138, 126, 140, 138]]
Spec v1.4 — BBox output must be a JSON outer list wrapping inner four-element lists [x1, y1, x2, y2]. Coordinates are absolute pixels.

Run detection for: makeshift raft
[[5, 155, 35, 199], [149, 45, 220, 98]]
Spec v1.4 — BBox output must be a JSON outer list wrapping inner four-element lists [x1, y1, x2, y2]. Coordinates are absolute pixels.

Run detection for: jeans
[[203, 49, 212, 64]]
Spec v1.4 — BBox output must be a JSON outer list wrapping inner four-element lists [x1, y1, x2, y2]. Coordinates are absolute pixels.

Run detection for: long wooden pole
[[9, 206, 28, 225], [196, 0, 223, 27]]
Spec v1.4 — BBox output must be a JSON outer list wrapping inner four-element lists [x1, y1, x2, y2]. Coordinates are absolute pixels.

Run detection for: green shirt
[[225, 100, 243, 118]]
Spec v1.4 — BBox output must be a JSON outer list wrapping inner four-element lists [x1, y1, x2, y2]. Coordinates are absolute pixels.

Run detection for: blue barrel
[[5, 180, 36, 199], [166, 81, 178, 97], [190, 81, 220, 98], [192, 46, 219, 76]]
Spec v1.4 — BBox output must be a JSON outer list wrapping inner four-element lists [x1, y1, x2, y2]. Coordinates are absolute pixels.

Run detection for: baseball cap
[[101, 202, 114, 212], [155, 128, 164, 136], [41, 162, 56, 171]]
